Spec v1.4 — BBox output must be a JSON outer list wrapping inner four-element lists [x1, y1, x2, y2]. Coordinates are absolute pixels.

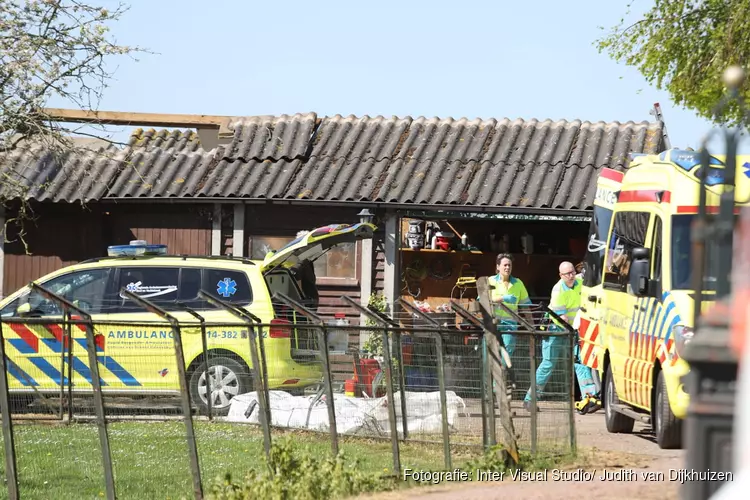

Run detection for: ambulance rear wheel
[[604, 363, 635, 433], [653, 370, 682, 449], [189, 356, 254, 416]]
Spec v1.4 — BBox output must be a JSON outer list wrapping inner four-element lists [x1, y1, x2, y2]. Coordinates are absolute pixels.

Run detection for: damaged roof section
[[0, 112, 666, 211], [219, 113, 318, 162], [128, 128, 204, 152]]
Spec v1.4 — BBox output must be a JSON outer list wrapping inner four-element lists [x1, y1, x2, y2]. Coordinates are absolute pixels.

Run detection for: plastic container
[[353, 358, 384, 397], [401, 335, 413, 365], [405, 366, 438, 392], [406, 220, 425, 249], [345, 378, 357, 397], [435, 233, 453, 251], [326, 312, 349, 352]]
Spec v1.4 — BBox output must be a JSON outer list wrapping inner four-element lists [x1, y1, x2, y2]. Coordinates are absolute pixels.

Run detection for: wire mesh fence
[[0, 282, 579, 499], [500, 304, 577, 456]]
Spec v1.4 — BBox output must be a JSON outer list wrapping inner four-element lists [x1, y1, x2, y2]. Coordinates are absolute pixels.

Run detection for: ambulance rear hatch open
[[261, 222, 376, 275], [261, 223, 376, 361]]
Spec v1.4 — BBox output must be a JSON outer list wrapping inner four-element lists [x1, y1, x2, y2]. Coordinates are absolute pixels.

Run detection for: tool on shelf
[[451, 263, 477, 299]]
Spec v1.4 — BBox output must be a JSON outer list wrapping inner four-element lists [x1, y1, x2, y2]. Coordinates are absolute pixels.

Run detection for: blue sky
[[49, 0, 747, 153]]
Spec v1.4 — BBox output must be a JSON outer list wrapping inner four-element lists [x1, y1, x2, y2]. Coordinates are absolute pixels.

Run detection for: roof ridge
[[314, 113, 661, 126]]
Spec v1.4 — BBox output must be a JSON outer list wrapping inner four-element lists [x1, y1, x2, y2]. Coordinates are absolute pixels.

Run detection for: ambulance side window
[[603, 211, 650, 292], [115, 267, 208, 312], [116, 267, 179, 312], [204, 269, 252, 306], [0, 269, 112, 317], [176, 268, 203, 309]]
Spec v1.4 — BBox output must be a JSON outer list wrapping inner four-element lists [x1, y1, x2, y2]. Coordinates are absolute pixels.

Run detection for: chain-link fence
[[0, 279, 577, 499]]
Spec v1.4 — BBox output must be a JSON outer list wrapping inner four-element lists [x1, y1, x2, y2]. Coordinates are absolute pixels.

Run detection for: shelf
[[401, 248, 485, 254], [400, 248, 581, 258]]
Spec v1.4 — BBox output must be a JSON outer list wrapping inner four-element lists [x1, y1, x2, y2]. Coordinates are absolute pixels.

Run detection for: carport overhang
[[91, 196, 592, 218]]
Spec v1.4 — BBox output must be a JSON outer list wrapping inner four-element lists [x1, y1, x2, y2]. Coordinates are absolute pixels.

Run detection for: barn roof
[[0, 112, 666, 213]]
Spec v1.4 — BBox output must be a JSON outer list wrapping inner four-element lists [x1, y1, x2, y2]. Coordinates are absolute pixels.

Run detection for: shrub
[[206, 437, 392, 500]]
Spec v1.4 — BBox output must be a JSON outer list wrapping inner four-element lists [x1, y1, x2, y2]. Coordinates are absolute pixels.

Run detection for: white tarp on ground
[[223, 390, 467, 437]]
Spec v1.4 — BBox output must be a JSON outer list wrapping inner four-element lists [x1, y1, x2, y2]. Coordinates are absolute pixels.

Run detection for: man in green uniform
[[524, 261, 599, 413]]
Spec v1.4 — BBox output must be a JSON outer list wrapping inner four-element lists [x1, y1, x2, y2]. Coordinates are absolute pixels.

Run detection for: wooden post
[[476, 277, 519, 464], [211, 203, 222, 255], [382, 210, 401, 316], [232, 204, 245, 257]]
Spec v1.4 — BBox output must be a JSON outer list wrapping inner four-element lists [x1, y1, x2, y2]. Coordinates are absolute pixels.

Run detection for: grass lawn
[[0, 420, 491, 500]]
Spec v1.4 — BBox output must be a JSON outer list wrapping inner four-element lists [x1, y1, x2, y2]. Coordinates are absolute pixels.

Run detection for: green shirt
[[489, 274, 531, 324], [549, 277, 582, 328]]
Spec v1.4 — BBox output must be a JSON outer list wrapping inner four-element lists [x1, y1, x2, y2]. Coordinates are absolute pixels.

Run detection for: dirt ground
[[361, 412, 686, 499]]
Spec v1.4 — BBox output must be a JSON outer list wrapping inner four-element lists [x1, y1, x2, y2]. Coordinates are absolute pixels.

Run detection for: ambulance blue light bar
[[107, 240, 168, 257]]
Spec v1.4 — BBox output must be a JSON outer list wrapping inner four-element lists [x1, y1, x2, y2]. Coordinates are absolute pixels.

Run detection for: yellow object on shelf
[[452, 263, 478, 299], [455, 263, 477, 286]]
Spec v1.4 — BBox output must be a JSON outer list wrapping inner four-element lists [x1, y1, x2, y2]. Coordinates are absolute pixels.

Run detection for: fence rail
[[0, 282, 578, 499]]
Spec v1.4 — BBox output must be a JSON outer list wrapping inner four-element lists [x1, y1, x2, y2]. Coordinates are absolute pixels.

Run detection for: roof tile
[[128, 128, 203, 152]]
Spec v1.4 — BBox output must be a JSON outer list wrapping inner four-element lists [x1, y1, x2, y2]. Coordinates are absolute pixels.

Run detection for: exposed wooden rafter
[[42, 107, 235, 129]]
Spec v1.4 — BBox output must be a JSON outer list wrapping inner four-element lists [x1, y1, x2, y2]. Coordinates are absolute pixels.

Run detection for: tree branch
[[0, 0, 146, 253]]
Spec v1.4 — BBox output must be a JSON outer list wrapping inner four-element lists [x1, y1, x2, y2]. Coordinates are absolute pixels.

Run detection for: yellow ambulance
[[0, 222, 375, 414], [578, 149, 750, 449]]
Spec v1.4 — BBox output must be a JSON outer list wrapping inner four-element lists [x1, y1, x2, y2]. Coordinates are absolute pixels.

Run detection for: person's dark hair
[[496, 253, 513, 265]]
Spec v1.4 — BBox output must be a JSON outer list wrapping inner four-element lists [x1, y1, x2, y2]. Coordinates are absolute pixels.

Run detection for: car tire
[[604, 362, 635, 433], [189, 356, 254, 416], [653, 370, 683, 449]]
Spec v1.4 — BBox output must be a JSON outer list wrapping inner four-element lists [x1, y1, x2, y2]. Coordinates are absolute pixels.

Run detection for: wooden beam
[[232, 204, 245, 257], [42, 108, 235, 128], [211, 204, 222, 255], [0, 207, 4, 299], [383, 210, 401, 316]]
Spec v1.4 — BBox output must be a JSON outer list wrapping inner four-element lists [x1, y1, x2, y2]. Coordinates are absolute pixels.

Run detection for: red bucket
[[353, 358, 383, 397]]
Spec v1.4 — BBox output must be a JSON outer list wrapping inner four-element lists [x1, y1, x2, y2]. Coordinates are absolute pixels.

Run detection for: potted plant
[[361, 292, 402, 392]]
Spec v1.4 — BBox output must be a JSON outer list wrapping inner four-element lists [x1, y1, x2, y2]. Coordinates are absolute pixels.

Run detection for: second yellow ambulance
[[578, 148, 750, 449]]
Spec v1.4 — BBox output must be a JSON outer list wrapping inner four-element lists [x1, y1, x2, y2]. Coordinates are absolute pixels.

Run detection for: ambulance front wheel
[[604, 363, 635, 433], [189, 356, 254, 416], [653, 370, 682, 449]]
